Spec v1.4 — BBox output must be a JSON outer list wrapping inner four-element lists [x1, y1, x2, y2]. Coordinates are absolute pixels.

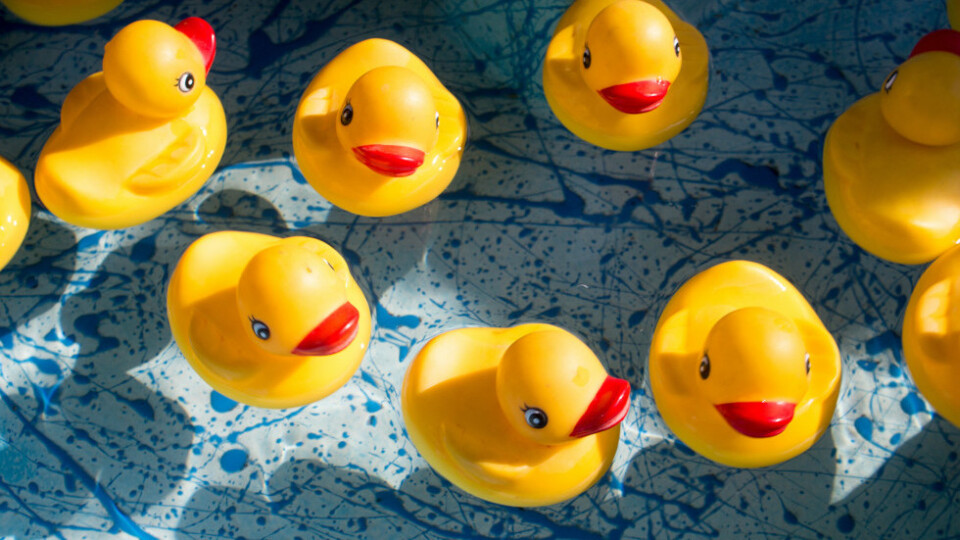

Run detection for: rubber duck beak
[[569, 376, 631, 438], [292, 302, 360, 356], [714, 401, 796, 438], [598, 80, 670, 114], [175, 17, 216, 75], [352, 145, 426, 177]]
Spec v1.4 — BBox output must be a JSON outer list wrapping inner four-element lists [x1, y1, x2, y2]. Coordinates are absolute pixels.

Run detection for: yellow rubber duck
[[1, 0, 123, 26], [649, 261, 841, 468], [167, 232, 371, 409], [902, 244, 960, 428], [34, 17, 226, 230], [292, 38, 467, 217], [402, 324, 631, 506], [823, 30, 960, 264], [543, 0, 708, 151], [0, 156, 30, 270]]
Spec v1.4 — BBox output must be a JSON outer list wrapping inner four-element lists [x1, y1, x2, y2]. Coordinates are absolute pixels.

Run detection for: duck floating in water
[[1, 0, 123, 26], [167, 232, 371, 409], [649, 261, 841, 468], [543, 0, 709, 151], [293, 38, 467, 217], [902, 244, 960, 428], [402, 324, 630, 506], [0, 156, 30, 271], [823, 30, 960, 264], [35, 17, 226, 230]]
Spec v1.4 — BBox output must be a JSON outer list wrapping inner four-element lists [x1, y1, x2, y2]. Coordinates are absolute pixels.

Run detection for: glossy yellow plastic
[[167, 232, 371, 409], [543, 0, 708, 151], [0, 157, 31, 270], [902, 244, 960, 428], [1, 0, 123, 26], [402, 324, 630, 507], [35, 19, 226, 230], [293, 38, 467, 217], [823, 46, 960, 264], [649, 261, 841, 468]]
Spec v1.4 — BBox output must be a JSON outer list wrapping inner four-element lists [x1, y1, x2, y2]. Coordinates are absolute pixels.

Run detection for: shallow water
[[0, 0, 957, 537]]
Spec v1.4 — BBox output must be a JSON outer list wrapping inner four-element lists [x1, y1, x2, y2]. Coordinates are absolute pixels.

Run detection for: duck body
[[543, 0, 708, 151], [902, 244, 960, 428], [402, 324, 630, 506], [35, 18, 226, 230], [1, 0, 123, 25], [649, 261, 841, 468], [293, 38, 467, 217], [167, 231, 371, 409], [823, 30, 960, 264], [0, 156, 30, 270]]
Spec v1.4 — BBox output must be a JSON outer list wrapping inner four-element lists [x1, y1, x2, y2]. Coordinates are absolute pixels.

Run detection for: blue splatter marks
[[129, 237, 156, 263], [856, 360, 878, 372], [26, 358, 61, 376], [854, 416, 873, 441], [0, 0, 958, 537], [865, 331, 903, 363], [374, 304, 421, 331], [837, 514, 855, 534], [210, 391, 239, 413], [900, 393, 927, 415], [220, 449, 248, 473]]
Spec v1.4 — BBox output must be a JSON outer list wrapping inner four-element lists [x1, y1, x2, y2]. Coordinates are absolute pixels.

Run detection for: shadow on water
[[0, 232, 198, 536], [0, 217, 77, 339], [613, 429, 837, 538], [175, 453, 621, 539], [832, 415, 959, 538]]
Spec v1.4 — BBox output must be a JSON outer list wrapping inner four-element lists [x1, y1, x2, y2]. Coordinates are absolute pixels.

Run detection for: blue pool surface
[[0, 0, 958, 537]]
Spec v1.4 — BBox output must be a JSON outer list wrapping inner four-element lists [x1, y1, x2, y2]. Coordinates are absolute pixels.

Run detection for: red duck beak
[[352, 145, 425, 177], [569, 376, 631, 438], [910, 29, 960, 58], [292, 303, 360, 356], [175, 17, 216, 74], [715, 401, 796, 438], [598, 80, 671, 114]]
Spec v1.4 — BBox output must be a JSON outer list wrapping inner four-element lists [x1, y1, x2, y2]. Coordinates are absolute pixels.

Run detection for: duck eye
[[250, 317, 270, 340], [177, 72, 195, 93], [523, 406, 548, 429], [699, 354, 710, 379], [884, 70, 898, 93], [341, 103, 353, 126], [435, 111, 440, 129], [805, 353, 811, 375], [582, 45, 591, 69], [674, 36, 680, 57]]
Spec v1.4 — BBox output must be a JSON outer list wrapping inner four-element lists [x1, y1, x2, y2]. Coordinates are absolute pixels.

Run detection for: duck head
[[102, 17, 216, 118], [912, 275, 960, 361], [580, 0, 681, 114], [880, 29, 960, 146], [235, 240, 360, 357], [699, 307, 810, 438], [336, 66, 440, 177], [495, 329, 631, 445]]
